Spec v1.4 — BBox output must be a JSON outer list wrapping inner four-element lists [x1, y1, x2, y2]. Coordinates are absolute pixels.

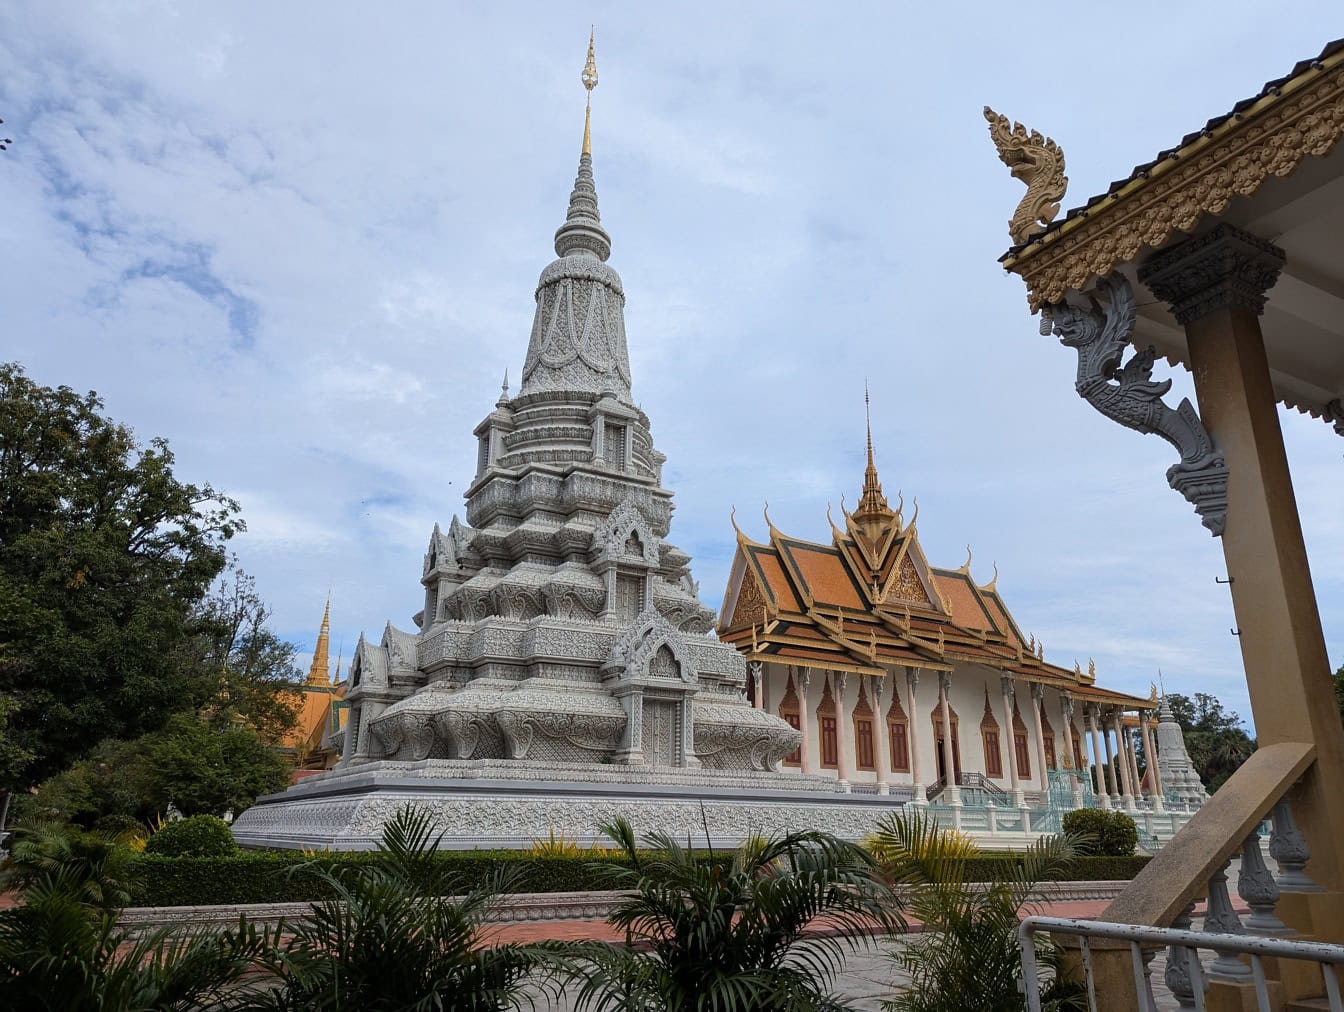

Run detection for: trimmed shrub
[[1062, 808, 1140, 857], [124, 849, 1150, 908], [144, 815, 239, 858], [91, 813, 145, 837]]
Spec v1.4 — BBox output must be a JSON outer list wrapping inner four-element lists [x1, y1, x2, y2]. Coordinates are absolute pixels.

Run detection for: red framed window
[[1014, 733, 1031, 779], [821, 717, 838, 768], [984, 730, 1003, 778], [889, 721, 910, 773], [855, 718, 874, 771], [782, 712, 801, 766]]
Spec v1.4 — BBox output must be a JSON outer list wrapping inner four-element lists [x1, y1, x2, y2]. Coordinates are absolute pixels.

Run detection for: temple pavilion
[[718, 411, 1157, 811]]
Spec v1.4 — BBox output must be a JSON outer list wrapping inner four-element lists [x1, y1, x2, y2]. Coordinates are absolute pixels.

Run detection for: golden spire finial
[[581, 28, 598, 156], [854, 385, 892, 521]]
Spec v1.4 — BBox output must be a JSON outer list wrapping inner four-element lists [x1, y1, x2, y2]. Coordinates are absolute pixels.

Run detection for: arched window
[[1072, 728, 1084, 771], [887, 679, 910, 773], [1041, 702, 1057, 771], [980, 688, 1003, 779], [818, 679, 838, 769], [778, 672, 801, 766], [1011, 696, 1031, 779], [853, 679, 875, 772]]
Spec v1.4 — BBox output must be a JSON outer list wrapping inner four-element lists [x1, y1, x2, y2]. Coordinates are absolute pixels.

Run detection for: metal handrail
[[1018, 915, 1344, 1012]]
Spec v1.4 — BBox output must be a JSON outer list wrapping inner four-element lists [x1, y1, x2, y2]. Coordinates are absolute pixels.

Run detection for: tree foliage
[[564, 815, 899, 1011], [1163, 692, 1255, 792], [871, 810, 1085, 1012], [0, 362, 242, 790], [26, 715, 291, 826], [1334, 665, 1344, 729]]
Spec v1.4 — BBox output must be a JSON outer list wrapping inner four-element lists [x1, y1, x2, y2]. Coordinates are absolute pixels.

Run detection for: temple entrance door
[[934, 736, 963, 782]]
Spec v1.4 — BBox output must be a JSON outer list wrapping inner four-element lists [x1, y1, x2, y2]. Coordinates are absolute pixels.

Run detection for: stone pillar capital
[[1030, 681, 1044, 702], [1138, 223, 1285, 326], [939, 671, 953, 693], [906, 666, 920, 689], [999, 673, 1015, 696]]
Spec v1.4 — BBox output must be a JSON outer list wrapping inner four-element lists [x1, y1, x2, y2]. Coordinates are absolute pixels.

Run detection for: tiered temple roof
[[717, 419, 1148, 710]]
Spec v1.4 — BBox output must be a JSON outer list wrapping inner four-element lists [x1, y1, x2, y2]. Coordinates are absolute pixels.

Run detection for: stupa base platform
[[230, 759, 918, 850]]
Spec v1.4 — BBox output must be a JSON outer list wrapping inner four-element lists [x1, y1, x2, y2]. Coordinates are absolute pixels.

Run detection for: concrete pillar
[[1125, 723, 1143, 806], [906, 667, 925, 803], [1087, 706, 1110, 809], [1100, 711, 1119, 799], [1141, 225, 1344, 895], [872, 674, 891, 795], [1029, 683, 1049, 797], [1062, 692, 1085, 809], [833, 671, 851, 792], [798, 668, 815, 775], [938, 672, 960, 805], [1141, 710, 1165, 812], [1114, 712, 1137, 810], [1000, 674, 1023, 806]]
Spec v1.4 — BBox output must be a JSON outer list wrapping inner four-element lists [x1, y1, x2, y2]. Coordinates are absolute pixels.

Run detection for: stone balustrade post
[[1239, 832, 1289, 935], [1205, 862, 1252, 982], [1165, 902, 1203, 1010]]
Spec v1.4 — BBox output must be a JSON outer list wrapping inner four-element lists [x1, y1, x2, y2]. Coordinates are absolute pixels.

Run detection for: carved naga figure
[[984, 107, 1068, 245], [1051, 274, 1228, 535]]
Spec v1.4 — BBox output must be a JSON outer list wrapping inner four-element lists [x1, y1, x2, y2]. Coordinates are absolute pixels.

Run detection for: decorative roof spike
[[763, 501, 780, 536], [854, 385, 894, 522], [1087, 658, 1097, 680], [825, 502, 845, 541], [959, 544, 973, 575], [581, 28, 598, 155], [981, 561, 999, 593], [306, 594, 333, 686], [554, 30, 611, 261]]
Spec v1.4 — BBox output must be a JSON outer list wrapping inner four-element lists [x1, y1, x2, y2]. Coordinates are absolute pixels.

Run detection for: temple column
[[999, 674, 1024, 807], [1141, 710, 1165, 812], [1125, 721, 1143, 806], [1114, 711, 1137, 810], [1062, 692, 1085, 809], [750, 661, 764, 710], [1087, 706, 1110, 809], [1100, 710, 1119, 800], [798, 668, 815, 775], [906, 667, 925, 803], [1029, 683, 1049, 799], [872, 675, 891, 795], [937, 672, 960, 806], [833, 671, 851, 792], [1140, 225, 1344, 891]]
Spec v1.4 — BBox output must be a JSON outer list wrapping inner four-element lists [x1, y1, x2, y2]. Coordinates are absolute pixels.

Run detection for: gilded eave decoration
[[984, 107, 1068, 245], [997, 53, 1344, 311]]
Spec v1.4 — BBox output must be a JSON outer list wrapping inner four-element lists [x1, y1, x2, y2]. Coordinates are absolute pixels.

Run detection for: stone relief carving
[[1050, 273, 1228, 535], [984, 106, 1068, 245]]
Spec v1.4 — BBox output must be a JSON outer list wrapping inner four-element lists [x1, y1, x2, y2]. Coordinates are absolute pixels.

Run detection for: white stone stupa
[[232, 38, 899, 849], [1153, 694, 1209, 806]]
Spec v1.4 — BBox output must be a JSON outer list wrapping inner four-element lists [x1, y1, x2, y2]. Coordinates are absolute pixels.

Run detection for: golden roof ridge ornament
[[854, 384, 894, 521], [581, 28, 598, 156], [984, 106, 1067, 245]]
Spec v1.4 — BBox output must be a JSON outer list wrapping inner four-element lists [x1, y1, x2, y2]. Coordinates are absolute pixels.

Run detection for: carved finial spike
[[982, 561, 999, 592], [729, 505, 746, 541], [826, 502, 845, 540], [581, 28, 598, 156], [960, 544, 973, 574], [763, 501, 778, 534], [909, 497, 919, 529], [1088, 658, 1096, 679]]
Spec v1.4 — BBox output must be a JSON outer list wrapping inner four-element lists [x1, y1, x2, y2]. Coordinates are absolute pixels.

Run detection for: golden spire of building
[[854, 383, 892, 520], [581, 28, 598, 156], [305, 594, 332, 686]]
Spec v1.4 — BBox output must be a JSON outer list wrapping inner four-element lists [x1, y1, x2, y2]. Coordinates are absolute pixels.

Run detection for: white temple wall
[[759, 662, 1104, 799]]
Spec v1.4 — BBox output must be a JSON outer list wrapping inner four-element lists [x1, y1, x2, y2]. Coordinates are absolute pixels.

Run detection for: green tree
[[1333, 665, 1344, 729], [0, 362, 242, 793], [185, 565, 301, 746], [1164, 692, 1255, 792], [141, 714, 291, 818], [565, 816, 898, 1010]]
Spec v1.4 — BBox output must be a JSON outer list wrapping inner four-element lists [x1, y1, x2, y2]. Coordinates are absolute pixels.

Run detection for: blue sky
[[2, 2, 1340, 731]]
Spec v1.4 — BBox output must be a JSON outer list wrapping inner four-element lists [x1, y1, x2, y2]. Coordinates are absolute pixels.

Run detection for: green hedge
[[126, 850, 1150, 908], [960, 854, 1150, 883], [127, 851, 640, 907]]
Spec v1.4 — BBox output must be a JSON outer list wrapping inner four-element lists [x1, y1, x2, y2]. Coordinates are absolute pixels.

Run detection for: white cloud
[[2, 0, 1340, 728]]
